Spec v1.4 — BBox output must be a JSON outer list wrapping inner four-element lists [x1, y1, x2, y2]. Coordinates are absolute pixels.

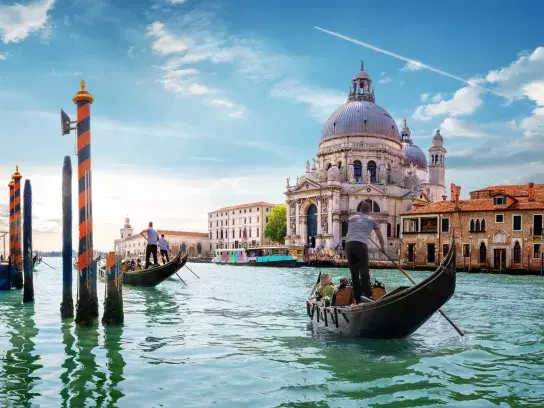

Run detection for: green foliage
[[264, 204, 287, 244]]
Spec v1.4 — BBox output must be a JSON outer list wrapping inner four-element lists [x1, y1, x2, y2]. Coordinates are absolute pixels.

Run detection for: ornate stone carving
[[290, 218, 296, 234], [321, 217, 329, 234], [322, 197, 329, 213], [290, 203, 296, 216], [348, 164, 355, 183], [327, 165, 341, 182]]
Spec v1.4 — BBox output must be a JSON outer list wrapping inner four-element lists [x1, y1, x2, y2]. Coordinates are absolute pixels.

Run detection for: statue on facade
[[367, 169, 372, 184], [322, 197, 329, 213], [348, 164, 355, 183], [312, 157, 317, 170], [321, 217, 329, 234], [327, 165, 341, 182], [290, 203, 296, 216], [290, 218, 296, 236], [296, 176, 299, 185], [306, 160, 310, 172], [286, 177, 290, 188]]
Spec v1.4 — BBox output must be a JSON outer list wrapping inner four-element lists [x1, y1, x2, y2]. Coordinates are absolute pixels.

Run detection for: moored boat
[[123, 252, 188, 287], [306, 237, 457, 339], [214, 246, 299, 267]]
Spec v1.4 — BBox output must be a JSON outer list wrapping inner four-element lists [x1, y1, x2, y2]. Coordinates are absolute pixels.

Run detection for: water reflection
[[0, 301, 42, 407], [104, 326, 126, 406]]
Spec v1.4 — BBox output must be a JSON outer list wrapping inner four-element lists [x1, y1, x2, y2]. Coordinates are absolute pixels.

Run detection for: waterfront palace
[[208, 201, 280, 250], [285, 62, 447, 258], [114, 217, 209, 259], [400, 183, 544, 272]]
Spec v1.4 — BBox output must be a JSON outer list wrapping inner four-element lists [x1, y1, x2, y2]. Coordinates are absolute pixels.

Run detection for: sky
[[0, 0, 543, 251]]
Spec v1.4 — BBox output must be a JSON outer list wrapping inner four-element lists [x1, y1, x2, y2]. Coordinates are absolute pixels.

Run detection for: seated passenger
[[332, 277, 355, 306], [316, 274, 335, 301], [121, 261, 128, 272], [135, 259, 143, 271]]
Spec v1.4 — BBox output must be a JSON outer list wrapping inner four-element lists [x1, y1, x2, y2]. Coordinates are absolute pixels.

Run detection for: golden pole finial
[[16, 165, 19, 173], [80, 80, 86, 91]]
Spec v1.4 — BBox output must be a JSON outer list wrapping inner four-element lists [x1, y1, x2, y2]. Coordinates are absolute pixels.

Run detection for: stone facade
[[284, 63, 447, 258], [114, 217, 209, 258], [208, 201, 280, 251], [400, 183, 544, 272]]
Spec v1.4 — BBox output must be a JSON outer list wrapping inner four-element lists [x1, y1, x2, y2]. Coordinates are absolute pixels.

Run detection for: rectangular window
[[249, 217, 251, 223], [442, 244, 450, 257], [257, 228, 259, 237], [427, 244, 436, 263], [495, 214, 504, 223], [403, 218, 419, 233], [216, 221, 218, 227], [239, 229, 241, 238], [266, 216, 269, 223], [441, 218, 450, 233], [533, 215, 542, 236], [232, 230, 235, 238], [463, 244, 470, 258], [209, 222, 212, 227], [513, 215, 522, 231], [420, 217, 438, 233], [534, 244, 541, 258], [216, 231, 218, 239], [408, 244, 415, 262], [209, 232, 212, 239], [249, 228, 252, 238], [221, 220, 223, 226], [257, 217, 260, 222], [210, 244, 212, 251], [494, 196, 506, 205], [232, 219, 234, 225]]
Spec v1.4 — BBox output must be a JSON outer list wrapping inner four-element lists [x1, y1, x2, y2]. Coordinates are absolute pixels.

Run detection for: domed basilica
[[284, 62, 447, 257]]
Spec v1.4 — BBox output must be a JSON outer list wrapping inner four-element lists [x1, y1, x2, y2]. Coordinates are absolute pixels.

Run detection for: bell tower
[[428, 129, 447, 188], [120, 216, 134, 239]]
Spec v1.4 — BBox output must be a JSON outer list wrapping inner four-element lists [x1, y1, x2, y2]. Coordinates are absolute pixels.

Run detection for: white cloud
[[270, 79, 345, 122], [146, 21, 189, 55], [0, 54, 6, 60], [401, 61, 423, 71], [520, 106, 544, 140], [486, 47, 544, 101], [228, 108, 245, 119], [523, 80, 544, 106], [378, 72, 392, 84], [0, 0, 55, 44], [430, 93, 443, 103], [413, 85, 483, 121], [210, 99, 234, 108], [168, 0, 188, 3], [420, 93, 429, 102], [439, 118, 488, 138]]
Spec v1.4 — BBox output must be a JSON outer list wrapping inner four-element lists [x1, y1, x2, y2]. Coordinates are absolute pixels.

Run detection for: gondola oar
[[369, 237, 465, 337], [308, 271, 322, 299], [40, 259, 57, 271], [184, 264, 200, 279]]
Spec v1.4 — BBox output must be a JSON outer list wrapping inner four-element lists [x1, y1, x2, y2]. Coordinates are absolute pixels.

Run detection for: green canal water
[[0, 259, 543, 407]]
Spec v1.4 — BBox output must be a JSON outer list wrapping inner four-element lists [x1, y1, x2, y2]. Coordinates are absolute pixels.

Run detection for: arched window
[[396, 223, 400, 237], [513, 241, 521, 263], [470, 219, 475, 232], [367, 160, 377, 183], [387, 223, 392, 238], [326, 163, 332, 170], [357, 199, 380, 213], [481, 219, 486, 232], [475, 219, 480, 232], [479, 242, 486, 264], [353, 160, 362, 182]]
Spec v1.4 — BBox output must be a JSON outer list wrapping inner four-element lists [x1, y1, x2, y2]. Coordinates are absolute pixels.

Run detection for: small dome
[[321, 101, 401, 141], [433, 129, 443, 142], [402, 141, 427, 170]]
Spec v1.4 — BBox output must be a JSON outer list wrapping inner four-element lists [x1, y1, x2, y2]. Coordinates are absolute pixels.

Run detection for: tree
[[265, 204, 287, 244]]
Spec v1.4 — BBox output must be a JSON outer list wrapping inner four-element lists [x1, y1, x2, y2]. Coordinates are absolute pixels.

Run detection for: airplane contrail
[[314, 26, 501, 97]]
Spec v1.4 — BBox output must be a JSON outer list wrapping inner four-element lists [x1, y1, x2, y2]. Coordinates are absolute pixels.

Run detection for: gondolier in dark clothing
[[346, 202, 385, 303], [158, 234, 169, 263], [141, 221, 159, 269]]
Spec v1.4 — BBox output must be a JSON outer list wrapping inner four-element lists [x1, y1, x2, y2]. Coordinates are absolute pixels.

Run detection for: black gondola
[[306, 237, 457, 339], [123, 252, 188, 287]]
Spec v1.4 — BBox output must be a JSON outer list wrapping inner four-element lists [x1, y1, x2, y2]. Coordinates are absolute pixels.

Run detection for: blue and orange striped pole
[[73, 80, 97, 324], [23, 180, 33, 303], [102, 252, 124, 325], [11, 167, 23, 289], [61, 156, 74, 318], [8, 177, 16, 288]]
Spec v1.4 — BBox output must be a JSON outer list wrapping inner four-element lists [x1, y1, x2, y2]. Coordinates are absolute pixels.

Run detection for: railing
[[469, 229, 486, 233]]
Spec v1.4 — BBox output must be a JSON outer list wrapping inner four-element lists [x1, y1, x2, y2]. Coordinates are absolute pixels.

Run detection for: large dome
[[321, 100, 401, 141], [402, 141, 427, 170]]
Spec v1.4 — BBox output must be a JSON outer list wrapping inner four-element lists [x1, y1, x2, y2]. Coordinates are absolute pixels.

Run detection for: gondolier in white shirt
[[345, 202, 385, 303], [141, 221, 159, 269], [158, 234, 170, 264]]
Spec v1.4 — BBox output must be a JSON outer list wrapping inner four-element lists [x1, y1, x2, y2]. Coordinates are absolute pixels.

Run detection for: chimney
[[442, 195, 447, 201], [528, 182, 535, 202], [454, 185, 461, 208], [450, 183, 456, 202]]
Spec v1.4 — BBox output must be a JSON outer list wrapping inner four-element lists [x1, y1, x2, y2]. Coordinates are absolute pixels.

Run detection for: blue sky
[[0, 0, 543, 250]]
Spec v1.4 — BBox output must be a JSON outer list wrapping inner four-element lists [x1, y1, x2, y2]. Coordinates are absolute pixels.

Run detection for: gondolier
[[158, 234, 169, 263], [345, 202, 385, 303], [141, 221, 159, 269]]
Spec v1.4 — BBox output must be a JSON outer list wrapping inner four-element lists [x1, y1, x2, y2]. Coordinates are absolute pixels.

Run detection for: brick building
[[399, 183, 544, 273]]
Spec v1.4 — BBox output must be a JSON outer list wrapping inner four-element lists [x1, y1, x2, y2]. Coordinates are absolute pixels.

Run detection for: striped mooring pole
[[8, 177, 14, 284], [102, 252, 124, 325], [73, 80, 98, 325], [60, 156, 74, 318], [12, 167, 23, 289], [23, 180, 33, 303]]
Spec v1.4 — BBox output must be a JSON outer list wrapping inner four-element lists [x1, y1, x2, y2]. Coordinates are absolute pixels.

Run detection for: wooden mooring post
[[23, 180, 33, 303], [102, 252, 124, 325], [60, 156, 74, 318]]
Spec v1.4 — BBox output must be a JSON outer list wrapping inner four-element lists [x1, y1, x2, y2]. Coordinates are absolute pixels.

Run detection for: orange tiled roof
[[472, 184, 544, 197], [210, 201, 280, 213], [403, 196, 544, 215]]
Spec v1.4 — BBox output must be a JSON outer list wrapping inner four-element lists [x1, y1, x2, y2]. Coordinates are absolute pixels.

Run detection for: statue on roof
[[306, 160, 310, 172]]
